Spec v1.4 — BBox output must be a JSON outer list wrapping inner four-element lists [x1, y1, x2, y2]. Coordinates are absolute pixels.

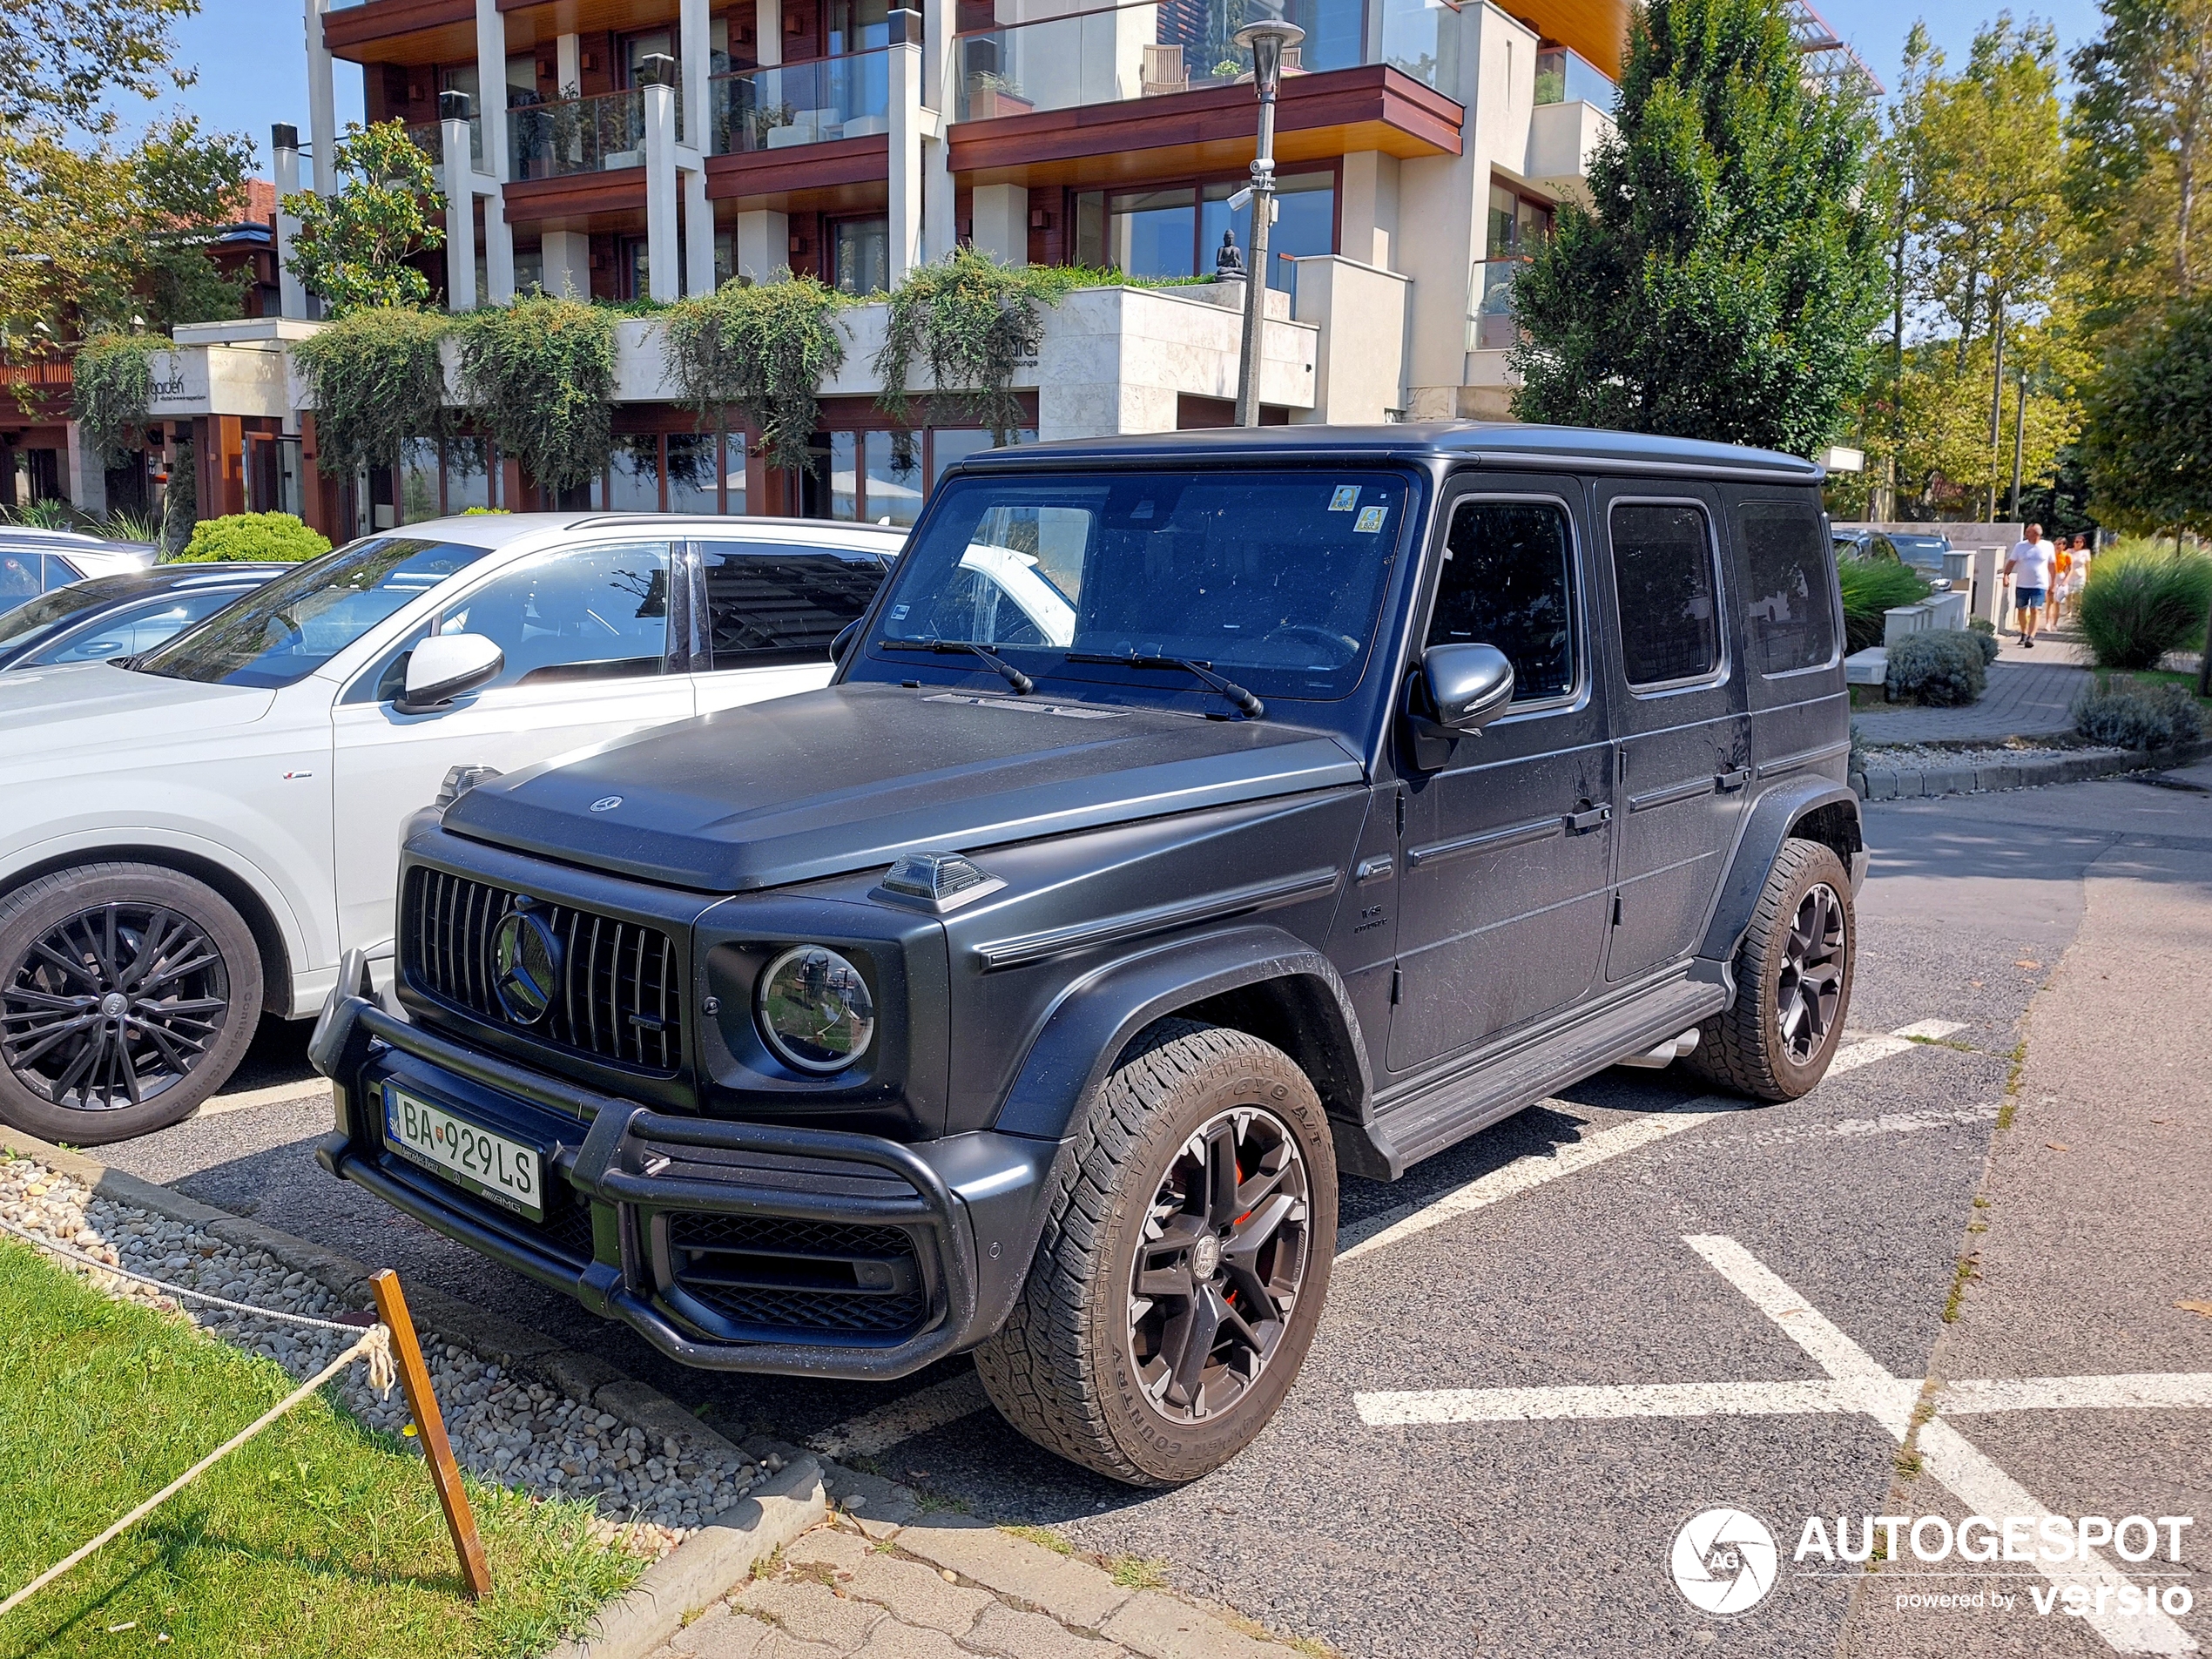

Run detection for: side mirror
[[830, 620, 860, 669], [1423, 642, 1515, 732], [395, 632, 503, 715]]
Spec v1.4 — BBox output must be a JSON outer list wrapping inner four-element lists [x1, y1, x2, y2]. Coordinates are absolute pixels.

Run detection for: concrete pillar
[[543, 230, 590, 297], [887, 14, 924, 282], [65, 423, 107, 516], [306, 0, 338, 194], [273, 125, 310, 320], [971, 184, 1027, 264], [683, 169, 717, 293], [475, 0, 516, 302], [643, 81, 681, 301], [756, 0, 782, 68], [680, 0, 711, 150], [442, 112, 477, 310], [735, 209, 789, 280], [1339, 152, 1399, 270], [556, 33, 582, 91]]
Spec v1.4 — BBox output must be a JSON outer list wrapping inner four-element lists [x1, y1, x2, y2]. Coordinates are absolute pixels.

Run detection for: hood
[[442, 683, 1366, 893], [0, 661, 274, 771]]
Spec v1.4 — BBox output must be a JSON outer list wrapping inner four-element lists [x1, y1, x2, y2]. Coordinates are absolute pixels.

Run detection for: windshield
[[0, 574, 152, 648], [134, 537, 496, 687], [870, 469, 1412, 701]]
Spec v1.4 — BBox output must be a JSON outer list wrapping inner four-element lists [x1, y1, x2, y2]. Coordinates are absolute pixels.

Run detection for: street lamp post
[[1231, 17, 1303, 428]]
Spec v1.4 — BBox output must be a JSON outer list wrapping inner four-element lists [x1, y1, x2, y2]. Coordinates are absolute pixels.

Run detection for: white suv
[[0, 513, 900, 1143]]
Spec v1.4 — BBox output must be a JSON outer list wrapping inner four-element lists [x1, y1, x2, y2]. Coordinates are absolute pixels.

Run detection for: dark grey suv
[[313, 424, 1862, 1486]]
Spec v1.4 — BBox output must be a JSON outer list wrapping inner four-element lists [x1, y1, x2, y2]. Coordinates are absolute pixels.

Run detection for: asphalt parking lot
[[103, 765, 2212, 1659]]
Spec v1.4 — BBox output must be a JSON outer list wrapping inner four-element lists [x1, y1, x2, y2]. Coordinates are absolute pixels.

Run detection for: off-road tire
[[974, 1020, 1338, 1486], [0, 863, 263, 1145], [1682, 837, 1855, 1102]]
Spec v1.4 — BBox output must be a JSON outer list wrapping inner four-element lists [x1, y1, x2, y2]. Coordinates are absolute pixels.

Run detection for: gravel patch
[[0, 1153, 773, 1560], [1860, 740, 2122, 768]]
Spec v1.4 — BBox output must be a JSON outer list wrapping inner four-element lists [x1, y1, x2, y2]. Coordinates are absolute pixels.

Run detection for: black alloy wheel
[[1775, 882, 1845, 1065], [0, 864, 262, 1145], [1127, 1107, 1313, 1424], [2, 901, 230, 1111]]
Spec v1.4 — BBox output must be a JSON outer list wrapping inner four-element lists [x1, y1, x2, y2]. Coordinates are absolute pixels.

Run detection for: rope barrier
[[0, 1201, 406, 1622]]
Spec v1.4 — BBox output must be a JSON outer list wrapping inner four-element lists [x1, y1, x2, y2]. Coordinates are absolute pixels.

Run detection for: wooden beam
[[369, 1269, 493, 1600]]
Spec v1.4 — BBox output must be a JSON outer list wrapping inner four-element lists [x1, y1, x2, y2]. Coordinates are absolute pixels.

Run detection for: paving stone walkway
[[656, 1513, 1317, 1659], [1853, 656, 2092, 744]]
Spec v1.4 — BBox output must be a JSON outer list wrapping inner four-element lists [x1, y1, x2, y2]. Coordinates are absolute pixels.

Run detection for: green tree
[[2078, 290, 2212, 539], [2066, 0, 2212, 327], [1508, 0, 1886, 454], [0, 0, 197, 131], [280, 121, 447, 314]]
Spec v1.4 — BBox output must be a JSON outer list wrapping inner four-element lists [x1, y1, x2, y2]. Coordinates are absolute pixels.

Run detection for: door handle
[[1564, 804, 1612, 833], [1716, 767, 1751, 792]]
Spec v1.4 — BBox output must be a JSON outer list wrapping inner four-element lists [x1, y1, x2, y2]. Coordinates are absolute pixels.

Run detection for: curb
[[0, 1127, 829, 1659], [1852, 736, 2212, 801]]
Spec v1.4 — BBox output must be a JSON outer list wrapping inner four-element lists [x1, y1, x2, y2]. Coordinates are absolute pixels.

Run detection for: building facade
[[138, 0, 1641, 536]]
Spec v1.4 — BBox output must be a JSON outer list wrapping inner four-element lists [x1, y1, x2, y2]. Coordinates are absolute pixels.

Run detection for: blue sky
[[143, 0, 2107, 172]]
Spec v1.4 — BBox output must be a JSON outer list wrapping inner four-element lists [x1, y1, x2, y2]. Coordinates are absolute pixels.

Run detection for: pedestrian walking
[[2004, 523, 2057, 647], [2066, 533, 2091, 619], [2047, 539, 2072, 628]]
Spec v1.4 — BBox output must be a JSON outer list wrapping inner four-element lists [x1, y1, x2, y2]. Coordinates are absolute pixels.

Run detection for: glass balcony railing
[[406, 114, 484, 170], [1376, 0, 1460, 91], [707, 49, 894, 153], [508, 87, 647, 180], [1534, 45, 1616, 110], [1467, 257, 1525, 351]]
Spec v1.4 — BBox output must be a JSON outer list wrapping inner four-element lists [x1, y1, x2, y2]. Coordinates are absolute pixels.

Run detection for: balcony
[[508, 88, 647, 181], [708, 50, 894, 154], [407, 113, 483, 170], [1467, 257, 1524, 352], [1534, 46, 1616, 111]]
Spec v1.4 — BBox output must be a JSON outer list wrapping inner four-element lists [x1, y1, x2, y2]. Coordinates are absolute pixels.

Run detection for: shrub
[[1885, 630, 1987, 706], [663, 275, 846, 473], [2073, 676, 2208, 750], [2077, 541, 2212, 671], [175, 512, 331, 563], [455, 293, 617, 494], [291, 305, 450, 477], [1966, 627, 2000, 666], [71, 334, 166, 466], [1837, 556, 1931, 655]]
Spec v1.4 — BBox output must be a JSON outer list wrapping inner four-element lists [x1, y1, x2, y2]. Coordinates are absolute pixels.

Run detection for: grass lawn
[[0, 1238, 644, 1658], [2107, 666, 2212, 710]]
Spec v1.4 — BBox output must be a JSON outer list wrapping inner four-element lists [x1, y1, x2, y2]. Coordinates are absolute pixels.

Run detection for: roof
[[378, 513, 911, 552], [954, 422, 1827, 483]]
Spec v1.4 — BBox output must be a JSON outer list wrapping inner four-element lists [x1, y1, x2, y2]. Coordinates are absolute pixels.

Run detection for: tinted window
[[1426, 499, 1576, 704], [136, 537, 496, 687], [0, 573, 151, 645], [1611, 502, 1721, 687], [28, 588, 255, 666], [702, 542, 885, 669], [0, 553, 41, 615], [434, 543, 671, 688], [1739, 501, 1838, 675]]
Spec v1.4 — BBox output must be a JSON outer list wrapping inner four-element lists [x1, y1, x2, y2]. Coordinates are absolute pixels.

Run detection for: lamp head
[[1232, 17, 1305, 98]]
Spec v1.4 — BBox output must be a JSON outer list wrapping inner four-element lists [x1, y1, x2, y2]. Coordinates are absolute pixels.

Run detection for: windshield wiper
[[878, 636, 1035, 695], [1065, 651, 1264, 718]]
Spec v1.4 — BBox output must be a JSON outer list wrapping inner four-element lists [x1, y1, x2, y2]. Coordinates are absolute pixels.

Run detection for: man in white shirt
[[2003, 523, 2057, 647]]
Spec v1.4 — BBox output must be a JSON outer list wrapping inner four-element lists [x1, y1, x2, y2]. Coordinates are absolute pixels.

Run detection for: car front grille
[[664, 1211, 928, 1339], [402, 867, 683, 1074]]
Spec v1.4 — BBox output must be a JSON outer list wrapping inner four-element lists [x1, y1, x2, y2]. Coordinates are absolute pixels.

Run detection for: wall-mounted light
[[1028, 206, 1050, 228]]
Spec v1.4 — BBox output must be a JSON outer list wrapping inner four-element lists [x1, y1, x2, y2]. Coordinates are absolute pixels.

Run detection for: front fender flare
[[1696, 779, 1864, 976]]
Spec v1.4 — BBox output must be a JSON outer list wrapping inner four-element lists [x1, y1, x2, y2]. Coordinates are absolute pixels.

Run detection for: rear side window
[[1739, 500, 1838, 674], [1426, 498, 1577, 704], [702, 542, 886, 669], [1610, 502, 1721, 688]]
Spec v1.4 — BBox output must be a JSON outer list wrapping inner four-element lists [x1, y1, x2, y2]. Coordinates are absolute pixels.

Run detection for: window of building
[[1611, 502, 1722, 688], [620, 30, 677, 84], [620, 236, 650, 301], [515, 243, 545, 294], [1427, 499, 1578, 704], [446, 436, 495, 512], [1488, 183, 1553, 258], [826, 0, 891, 56], [609, 433, 663, 510], [1739, 499, 1837, 675], [829, 217, 889, 295], [666, 433, 718, 513], [1074, 171, 1334, 291], [805, 428, 1033, 521], [399, 438, 440, 523], [700, 540, 887, 667]]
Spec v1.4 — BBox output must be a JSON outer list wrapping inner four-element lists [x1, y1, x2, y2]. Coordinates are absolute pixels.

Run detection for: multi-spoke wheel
[[0, 864, 262, 1144], [1683, 838, 1856, 1102], [976, 1022, 1337, 1486]]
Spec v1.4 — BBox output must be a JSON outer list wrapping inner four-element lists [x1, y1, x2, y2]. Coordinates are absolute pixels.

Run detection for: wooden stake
[[370, 1268, 493, 1599]]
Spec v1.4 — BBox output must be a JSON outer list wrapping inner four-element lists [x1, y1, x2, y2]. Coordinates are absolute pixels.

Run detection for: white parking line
[[1356, 1236, 2208, 1656], [1893, 1019, 1968, 1041], [808, 1372, 990, 1460]]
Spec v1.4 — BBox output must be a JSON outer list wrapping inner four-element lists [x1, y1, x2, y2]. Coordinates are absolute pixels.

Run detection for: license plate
[[382, 1084, 545, 1222]]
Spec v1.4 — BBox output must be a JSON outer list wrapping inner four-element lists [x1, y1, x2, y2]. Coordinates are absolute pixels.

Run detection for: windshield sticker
[[1329, 485, 1361, 512], [889, 604, 911, 621], [1353, 505, 1388, 534]]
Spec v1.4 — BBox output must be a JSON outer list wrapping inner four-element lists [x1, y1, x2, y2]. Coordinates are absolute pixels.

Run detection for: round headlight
[[756, 946, 876, 1074]]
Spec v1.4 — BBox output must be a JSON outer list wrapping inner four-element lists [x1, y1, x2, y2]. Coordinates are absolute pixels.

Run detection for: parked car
[[310, 426, 1865, 1487], [0, 514, 900, 1143], [0, 563, 288, 671], [0, 529, 160, 620], [1833, 527, 1950, 572]]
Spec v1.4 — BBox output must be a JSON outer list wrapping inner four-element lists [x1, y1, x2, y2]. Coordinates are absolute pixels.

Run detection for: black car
[[1834, 527, 1950, 572], [313, 424, 1863, 1486], [0, 563, 287, 671]]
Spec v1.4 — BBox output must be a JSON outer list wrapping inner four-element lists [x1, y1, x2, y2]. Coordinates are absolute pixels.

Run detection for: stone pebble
[[0, 1157, 762, 1560]]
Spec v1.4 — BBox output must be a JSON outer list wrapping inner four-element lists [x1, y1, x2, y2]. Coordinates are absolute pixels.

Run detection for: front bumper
[[309, 968, 1049, 1379]]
